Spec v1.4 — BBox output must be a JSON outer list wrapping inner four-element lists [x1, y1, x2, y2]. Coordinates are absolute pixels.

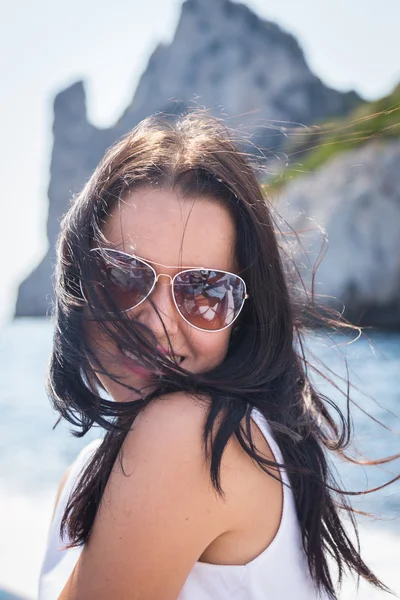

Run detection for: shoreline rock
[[276, 140, 400, 328]]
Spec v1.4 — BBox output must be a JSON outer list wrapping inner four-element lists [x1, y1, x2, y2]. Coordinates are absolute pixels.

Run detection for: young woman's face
[[87, 187, 238, 402]]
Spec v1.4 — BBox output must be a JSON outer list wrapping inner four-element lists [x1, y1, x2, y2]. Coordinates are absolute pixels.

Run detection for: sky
[[1, 0, 399, 323]]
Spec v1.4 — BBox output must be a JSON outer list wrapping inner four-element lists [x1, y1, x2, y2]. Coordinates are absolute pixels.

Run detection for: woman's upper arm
[[58, 394, 232, 600]]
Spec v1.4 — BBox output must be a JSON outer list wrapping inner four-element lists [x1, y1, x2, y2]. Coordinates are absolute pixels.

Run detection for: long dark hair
[[48, 110, 398, 599]]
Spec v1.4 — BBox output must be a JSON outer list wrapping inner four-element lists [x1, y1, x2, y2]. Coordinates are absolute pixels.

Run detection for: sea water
[[0, 319, 399, 599]]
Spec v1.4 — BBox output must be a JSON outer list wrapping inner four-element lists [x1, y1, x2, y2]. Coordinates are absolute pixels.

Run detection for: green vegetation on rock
[[268, 83, 400, 190]]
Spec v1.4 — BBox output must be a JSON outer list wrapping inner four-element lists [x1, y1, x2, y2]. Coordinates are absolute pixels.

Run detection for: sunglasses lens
[[173, 270, 246, 331], [85, 249, 155, 312]]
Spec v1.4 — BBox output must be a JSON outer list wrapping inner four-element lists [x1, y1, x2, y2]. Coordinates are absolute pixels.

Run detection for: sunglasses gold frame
[[82, 248, 249, 333]]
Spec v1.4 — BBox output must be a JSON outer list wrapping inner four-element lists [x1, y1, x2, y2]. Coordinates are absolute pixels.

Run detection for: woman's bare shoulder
[[121, 391, 212, 470], [57, 394, 232, 599]]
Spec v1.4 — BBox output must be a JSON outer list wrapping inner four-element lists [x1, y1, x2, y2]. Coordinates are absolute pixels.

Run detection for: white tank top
[[39, 408, 328, 599]]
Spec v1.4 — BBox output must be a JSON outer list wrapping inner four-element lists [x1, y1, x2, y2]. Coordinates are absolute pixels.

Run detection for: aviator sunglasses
[[81, 248, 249, 333]]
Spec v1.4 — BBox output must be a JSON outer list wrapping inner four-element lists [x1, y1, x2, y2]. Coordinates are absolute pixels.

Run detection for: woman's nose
[[138, 276, 180, 336]]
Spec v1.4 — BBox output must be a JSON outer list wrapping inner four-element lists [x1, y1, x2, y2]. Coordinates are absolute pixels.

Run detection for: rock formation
[[16, 0, 361, 317], [276, 140, 400, 327], [118, 0, 359, 144]]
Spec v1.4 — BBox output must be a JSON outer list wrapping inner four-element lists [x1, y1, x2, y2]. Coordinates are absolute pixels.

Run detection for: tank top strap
[[250, 407, 290, 488]]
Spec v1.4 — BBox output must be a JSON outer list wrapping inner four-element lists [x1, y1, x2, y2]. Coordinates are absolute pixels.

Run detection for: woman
[[39, 111, 395, 599]]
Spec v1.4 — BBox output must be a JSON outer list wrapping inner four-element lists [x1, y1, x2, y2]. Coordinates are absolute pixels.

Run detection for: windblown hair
[[48, 110, 397, 599]]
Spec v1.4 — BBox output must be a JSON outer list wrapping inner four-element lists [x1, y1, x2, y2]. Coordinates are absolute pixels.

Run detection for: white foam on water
[[0, 486, 398, 599]]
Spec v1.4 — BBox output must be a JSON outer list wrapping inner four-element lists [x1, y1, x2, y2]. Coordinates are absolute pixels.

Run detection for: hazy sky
[[1, 0, 399, 322]]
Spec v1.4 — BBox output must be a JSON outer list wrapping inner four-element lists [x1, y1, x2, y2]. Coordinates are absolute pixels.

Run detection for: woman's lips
[[156, 346, 169, 355], [118, 350, 155, 377], [157, 346, 185, 364]]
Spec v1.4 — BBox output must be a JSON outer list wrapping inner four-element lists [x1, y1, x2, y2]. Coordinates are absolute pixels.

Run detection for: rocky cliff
[[276, 139, 400, 327], [119, 0, 359, 143], [16, 0, 361, 317]]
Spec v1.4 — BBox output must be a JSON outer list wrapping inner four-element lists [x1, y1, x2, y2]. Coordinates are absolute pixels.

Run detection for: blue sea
[[0, 319, 399, 599]]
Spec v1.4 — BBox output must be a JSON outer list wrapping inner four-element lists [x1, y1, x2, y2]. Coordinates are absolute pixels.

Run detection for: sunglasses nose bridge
[[154, 273, 174, 285], [152, 273, 179, 313], [145, 272, 181, 335]]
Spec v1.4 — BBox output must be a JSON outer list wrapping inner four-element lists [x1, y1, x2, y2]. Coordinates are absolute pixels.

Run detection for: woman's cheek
[[190, 330, 232, 372]]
